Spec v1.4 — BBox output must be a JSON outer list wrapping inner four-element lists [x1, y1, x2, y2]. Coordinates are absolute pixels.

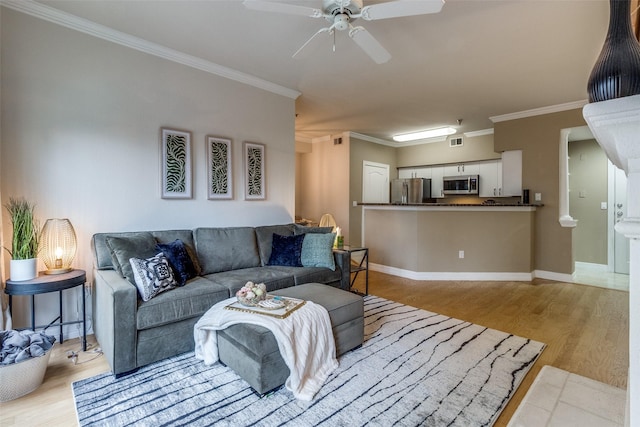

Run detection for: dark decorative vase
[[587, 0, 640, 102]]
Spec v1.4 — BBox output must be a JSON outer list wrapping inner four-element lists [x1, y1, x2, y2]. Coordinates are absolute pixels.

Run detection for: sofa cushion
[[105, 233, 158, 284], [301, 233, 336, 271], [136, 276, 229, 330], [255, 224, 294, 266], [156, 239, 198, 286], [267, 233, 304, 267], [129, 253, 179, 301], [194, 227, 261, 274], [272, 283, 364, 331], [204, 267, 296, 296], [265, 265, 341, 287], [293, 224, 334, 235]]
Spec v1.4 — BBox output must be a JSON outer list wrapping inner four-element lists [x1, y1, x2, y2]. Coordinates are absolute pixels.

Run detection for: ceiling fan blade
[[293, 27, 332, 58], [349, 26, 391, 64], [243, 0, 324, 18], [360, 0, 445, 21]]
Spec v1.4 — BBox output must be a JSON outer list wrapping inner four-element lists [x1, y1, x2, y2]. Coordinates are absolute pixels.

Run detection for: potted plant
[[3, 197, 39, 281]]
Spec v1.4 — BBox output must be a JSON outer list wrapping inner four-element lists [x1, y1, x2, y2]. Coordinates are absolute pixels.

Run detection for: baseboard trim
[[533, 269, 574, 283], [370, 263, 534, 281]]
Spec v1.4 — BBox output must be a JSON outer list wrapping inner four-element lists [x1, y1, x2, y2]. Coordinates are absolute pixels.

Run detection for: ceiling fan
[[243, 0, 445, 64]]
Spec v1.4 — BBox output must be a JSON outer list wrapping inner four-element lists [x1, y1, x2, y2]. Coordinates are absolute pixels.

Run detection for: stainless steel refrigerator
[[390, 178, 432, 204]]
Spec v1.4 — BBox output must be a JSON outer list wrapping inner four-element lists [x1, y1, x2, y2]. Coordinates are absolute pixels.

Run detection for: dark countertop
[[359, 203, 543, 207]]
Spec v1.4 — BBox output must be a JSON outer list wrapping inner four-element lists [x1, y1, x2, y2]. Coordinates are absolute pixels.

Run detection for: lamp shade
[[39, 218, 77, 275]]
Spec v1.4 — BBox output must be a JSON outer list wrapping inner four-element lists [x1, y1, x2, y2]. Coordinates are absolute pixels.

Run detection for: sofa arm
[[333, 250, 351, 292], [93, 269, 138, 375]]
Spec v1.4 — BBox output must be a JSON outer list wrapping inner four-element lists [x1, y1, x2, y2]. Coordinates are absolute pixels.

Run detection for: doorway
[[610, 164, 630, 275], [567, 126, 629, 290]]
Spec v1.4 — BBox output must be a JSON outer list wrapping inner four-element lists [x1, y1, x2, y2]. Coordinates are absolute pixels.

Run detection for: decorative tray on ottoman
[[225, 295, 305, 319]]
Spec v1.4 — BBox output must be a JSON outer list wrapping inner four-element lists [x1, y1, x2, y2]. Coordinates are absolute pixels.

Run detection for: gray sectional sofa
[[92, 223, 351, 375]]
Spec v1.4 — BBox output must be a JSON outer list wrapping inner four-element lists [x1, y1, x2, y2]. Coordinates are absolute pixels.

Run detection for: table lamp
[[40, 218, 77, 274]]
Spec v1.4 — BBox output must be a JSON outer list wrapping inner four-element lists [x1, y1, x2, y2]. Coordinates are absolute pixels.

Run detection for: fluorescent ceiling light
[[393, 127, 457, 142]]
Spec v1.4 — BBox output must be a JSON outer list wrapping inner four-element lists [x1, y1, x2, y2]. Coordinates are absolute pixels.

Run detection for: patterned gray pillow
[[129, 253, 178, 301]]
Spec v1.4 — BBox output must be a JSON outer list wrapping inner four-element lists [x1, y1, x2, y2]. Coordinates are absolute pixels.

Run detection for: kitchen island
[[360, 203, 539, 280]]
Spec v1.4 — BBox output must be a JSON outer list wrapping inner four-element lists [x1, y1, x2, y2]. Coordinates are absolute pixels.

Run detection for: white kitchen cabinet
[[398, 167, 431, 179], [430, 166, 445, 198], [501, 150, 522, 197], [477, 150, 522, 198], [398, 169, 414, 179], [443, 163, 480, 176], [478, 160, 501, 197]]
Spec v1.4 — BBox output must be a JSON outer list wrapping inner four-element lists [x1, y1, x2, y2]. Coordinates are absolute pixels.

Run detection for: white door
[[613, 166, 630, 274], [362, 161, 389, 203]]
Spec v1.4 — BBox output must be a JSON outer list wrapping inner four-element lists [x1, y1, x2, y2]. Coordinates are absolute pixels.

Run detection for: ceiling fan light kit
[[243, 0, 445, 63], [392, 126, 457, 142]]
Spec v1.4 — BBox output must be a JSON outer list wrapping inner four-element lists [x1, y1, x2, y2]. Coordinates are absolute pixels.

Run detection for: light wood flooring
[[0, 271, 629, 426]]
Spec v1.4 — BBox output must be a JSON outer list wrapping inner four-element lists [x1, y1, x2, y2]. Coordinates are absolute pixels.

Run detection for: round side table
[[5, 269, 87, 351]]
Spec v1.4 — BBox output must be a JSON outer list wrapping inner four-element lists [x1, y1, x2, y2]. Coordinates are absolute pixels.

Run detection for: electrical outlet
[[458, 250, 465, 259], [534, 193, 542, 202]]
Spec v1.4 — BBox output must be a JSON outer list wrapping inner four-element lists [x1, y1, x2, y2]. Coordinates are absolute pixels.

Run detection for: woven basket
[[0, 349, 52, 402]]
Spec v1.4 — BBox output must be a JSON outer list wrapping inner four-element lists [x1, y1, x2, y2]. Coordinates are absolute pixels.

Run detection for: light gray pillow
[[301, 233, 336, 271], [105, 234, 158, 284]]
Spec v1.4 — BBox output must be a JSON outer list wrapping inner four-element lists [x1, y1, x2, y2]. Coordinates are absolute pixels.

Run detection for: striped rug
[[73, 296, 545, 426]]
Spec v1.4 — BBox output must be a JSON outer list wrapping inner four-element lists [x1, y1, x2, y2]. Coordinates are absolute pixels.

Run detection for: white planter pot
[[9, 258, 38, 281]]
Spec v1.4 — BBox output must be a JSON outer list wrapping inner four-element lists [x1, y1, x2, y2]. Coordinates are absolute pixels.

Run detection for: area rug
[[73, 296, 545, 426]]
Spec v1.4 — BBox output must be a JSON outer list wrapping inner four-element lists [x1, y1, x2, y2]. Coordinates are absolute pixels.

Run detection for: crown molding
[[0, 0, 301, 100], [463, 128, 494, 138], [490, 100, 588, 123], [349, 132, 395, 147]]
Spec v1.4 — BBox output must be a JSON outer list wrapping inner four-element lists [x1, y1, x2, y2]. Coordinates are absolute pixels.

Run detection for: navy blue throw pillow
[[267, 233, 305, 267], [156, 239, 198, 286]]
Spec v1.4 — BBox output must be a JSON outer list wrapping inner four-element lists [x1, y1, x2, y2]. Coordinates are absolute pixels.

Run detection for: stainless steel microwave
[[443, 175, 479, 195]]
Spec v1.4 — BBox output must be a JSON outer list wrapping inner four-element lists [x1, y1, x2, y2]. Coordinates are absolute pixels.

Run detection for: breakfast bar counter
[[359, 203, 539, 280]]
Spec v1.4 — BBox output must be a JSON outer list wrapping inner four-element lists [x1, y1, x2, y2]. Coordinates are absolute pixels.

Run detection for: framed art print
[[160, 128, 192, 199], [207, 136, 233, 200], [243, 141, 265, 200]]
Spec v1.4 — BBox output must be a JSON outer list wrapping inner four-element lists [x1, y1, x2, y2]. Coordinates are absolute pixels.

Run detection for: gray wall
[[569, 139, 608, 264], [1, 10, 296, 334], [349, 136, 397, 247]]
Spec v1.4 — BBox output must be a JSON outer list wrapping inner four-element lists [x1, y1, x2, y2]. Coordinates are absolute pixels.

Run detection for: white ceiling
[[30, 0, 609, 142]]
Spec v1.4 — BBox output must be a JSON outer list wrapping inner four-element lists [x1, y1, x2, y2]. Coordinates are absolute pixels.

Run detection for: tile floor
[[508, 366, 626, 427], [572, 263, 629, 292]]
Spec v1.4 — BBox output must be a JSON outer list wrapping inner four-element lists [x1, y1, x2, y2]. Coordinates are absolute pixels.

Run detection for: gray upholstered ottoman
[[216, 283, 364, 395]]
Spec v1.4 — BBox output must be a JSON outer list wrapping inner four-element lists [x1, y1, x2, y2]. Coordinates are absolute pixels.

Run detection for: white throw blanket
[[194, 297, 338, 401]]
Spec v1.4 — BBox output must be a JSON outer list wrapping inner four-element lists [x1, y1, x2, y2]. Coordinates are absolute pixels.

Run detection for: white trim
[[559, 128, 578, 227], [369, 263, 578, 284], [607, 160, 616, 273], [349, 132, 394, 146], [0, 0, 301, 100], [533, 269, 574, 283], [370, 263, 534, 281], [464, 128, 494, 138], [490, 100, 588, 123]]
